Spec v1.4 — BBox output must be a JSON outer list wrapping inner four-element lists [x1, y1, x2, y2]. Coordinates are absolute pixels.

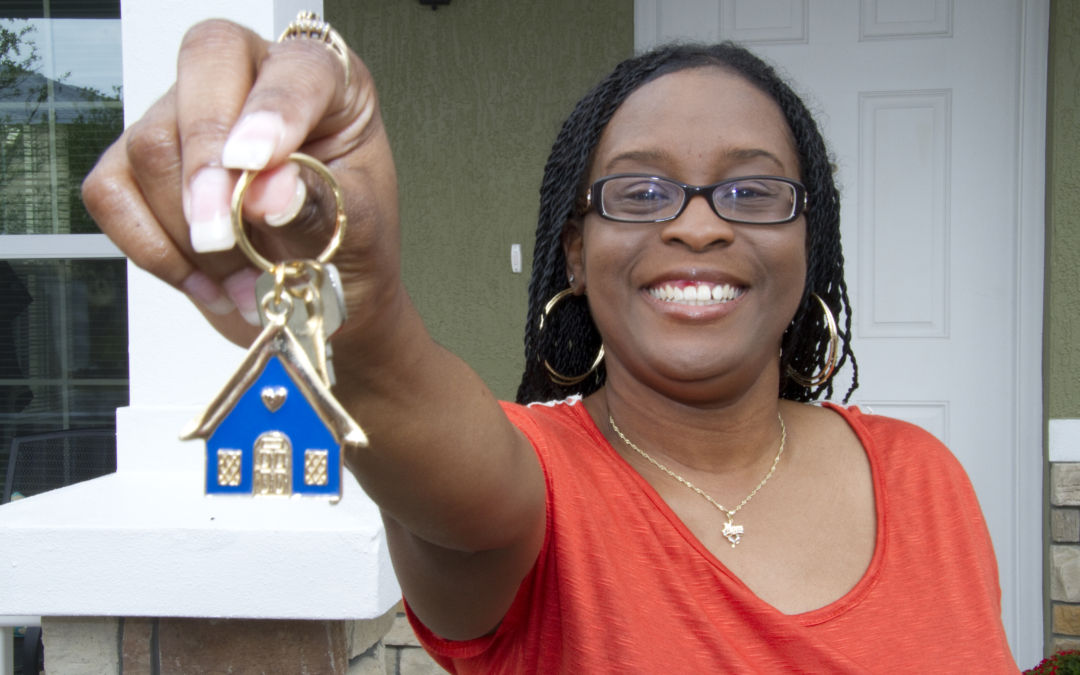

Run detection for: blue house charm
[[180, 321, 367, 500]]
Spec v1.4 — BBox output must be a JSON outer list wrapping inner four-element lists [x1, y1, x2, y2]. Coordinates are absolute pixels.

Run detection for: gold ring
[[278, 11, 352, 86], [230, 152, 346, 274]]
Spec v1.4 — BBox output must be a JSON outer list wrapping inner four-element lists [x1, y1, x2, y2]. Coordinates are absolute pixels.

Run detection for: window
[[0, 0, 126, 480]]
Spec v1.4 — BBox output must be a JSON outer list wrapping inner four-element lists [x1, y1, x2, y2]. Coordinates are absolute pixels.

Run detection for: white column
[[121, 0, 324, 434], [118, 0, 324, 464], [123, 0, 322, 121]]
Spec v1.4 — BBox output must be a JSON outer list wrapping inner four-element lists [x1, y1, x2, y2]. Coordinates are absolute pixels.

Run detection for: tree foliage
[[0, 19, 123, 234], [0, 19, 46, 107]]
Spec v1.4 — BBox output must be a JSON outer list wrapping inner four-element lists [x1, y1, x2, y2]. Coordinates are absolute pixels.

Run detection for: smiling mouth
[[647, 282, 745, 306]]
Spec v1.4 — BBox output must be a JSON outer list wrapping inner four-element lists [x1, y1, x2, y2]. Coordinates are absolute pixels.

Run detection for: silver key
[[256, 263, 347, 386]]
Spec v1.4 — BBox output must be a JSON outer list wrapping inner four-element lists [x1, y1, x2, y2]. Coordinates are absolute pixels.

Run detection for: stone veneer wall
[[383, 603, 442, 675], [1050, 466, 1080, 652], [1048, 467, 1078, 654], [1047, 0, 1080, 657]]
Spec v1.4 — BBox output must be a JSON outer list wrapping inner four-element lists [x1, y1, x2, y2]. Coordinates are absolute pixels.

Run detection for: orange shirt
[[407, 400, 1019, 674]]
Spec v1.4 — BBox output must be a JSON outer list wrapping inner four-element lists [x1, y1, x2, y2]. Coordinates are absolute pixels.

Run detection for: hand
[[83, 18, 400, 346], [84, 20, 547, 640]]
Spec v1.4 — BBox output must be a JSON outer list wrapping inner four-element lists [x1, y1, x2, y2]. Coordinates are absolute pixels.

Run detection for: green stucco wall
[[1046, 0, 1080, 655], [1047, 1, 1080, 419], [327, 1, 632, 400]]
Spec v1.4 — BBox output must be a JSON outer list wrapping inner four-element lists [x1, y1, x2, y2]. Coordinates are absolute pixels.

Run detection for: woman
[[83, 21, 1019, 673]]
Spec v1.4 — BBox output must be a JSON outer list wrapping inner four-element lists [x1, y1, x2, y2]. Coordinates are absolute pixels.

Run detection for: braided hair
[[515, 42, 858, 405]]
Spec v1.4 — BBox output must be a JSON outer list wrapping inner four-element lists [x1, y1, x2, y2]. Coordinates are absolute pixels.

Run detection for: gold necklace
[[609, 413, 786, 548]]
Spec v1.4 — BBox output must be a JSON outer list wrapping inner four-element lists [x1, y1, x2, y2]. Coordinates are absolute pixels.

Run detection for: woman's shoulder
[[499, 396, 603, 459], [500, 395, 586, 428], [819, 402, 973, 488], [823, 403, 951, 453]]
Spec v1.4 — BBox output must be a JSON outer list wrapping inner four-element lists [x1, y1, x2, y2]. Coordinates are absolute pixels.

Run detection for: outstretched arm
[[83, 19, 546, 641]]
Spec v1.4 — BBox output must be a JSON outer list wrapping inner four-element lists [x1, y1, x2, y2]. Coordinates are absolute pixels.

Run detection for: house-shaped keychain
[[180, 317, 367, 500]]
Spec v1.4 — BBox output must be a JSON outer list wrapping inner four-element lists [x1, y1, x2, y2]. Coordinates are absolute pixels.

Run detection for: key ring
[[230, 152, 347, 273], [186, 152, 362, 503]]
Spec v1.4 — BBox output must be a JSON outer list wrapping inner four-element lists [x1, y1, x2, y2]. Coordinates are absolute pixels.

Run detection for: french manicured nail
[[188, 168, 235, 253], [181, 270, 234, 315], [223, 267, 262, 326], [222, 111, 286, 170], [265, 165, 306, 227]]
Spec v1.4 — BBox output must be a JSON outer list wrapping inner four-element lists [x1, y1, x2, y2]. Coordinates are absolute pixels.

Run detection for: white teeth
[[649, 283, 743, 306]]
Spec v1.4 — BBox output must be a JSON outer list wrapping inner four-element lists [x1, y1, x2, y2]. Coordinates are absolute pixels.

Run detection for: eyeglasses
[[583, 174, 807, 225]]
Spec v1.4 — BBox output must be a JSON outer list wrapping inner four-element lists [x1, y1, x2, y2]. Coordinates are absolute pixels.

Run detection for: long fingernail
[[223, 267, 262, 326], [265, 167, 307, 227], [222, 111, 285, 170], [189, 168, 235, 253], [181, 270, 235, 315]]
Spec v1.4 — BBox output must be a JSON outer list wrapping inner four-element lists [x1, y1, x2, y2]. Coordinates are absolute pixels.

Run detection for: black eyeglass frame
[[583, 174, 808, 225]]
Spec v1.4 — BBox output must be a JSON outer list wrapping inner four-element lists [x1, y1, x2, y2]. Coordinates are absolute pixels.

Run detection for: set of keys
[[181, 153, 366, 500], [254, 259, 347, 388]]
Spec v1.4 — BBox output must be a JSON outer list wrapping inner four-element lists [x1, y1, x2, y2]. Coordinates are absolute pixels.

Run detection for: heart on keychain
[[261, 386, 288, 413]]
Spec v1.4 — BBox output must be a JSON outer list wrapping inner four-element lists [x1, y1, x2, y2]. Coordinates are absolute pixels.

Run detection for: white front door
[[636, 0, 1045, 665]]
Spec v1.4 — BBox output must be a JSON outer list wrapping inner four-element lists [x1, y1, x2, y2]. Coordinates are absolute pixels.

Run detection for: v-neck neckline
[[566, 400, 888, 626]]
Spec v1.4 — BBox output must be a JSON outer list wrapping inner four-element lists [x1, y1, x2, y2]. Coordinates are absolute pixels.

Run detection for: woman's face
[[565, 66, 807, 403]]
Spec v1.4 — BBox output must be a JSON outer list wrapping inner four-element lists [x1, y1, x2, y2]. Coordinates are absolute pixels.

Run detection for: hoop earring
[[538, 288, 605, 387], [785, 292, 839, 388]]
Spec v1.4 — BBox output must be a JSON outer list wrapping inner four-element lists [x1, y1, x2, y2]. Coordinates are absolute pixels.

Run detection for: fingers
[[86, 89, 265, 334], [174, 20, 268, 253], [241, 162, 306, 228], [126, 87, 250, 275], [122, 87, 263, 324], [221, 28, 381, 248], [222, 32, 369, 171], [234, 161, 341, 264], [87, 17, 393, 340], [175, 19, 371, 255], [83, 132, 237, 319]]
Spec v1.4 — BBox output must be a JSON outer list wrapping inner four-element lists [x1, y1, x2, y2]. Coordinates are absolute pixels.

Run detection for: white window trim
[[1, 233, 121, 258]]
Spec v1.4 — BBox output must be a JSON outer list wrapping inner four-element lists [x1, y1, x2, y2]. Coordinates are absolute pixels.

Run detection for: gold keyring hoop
[[230, 152, 346, 273]]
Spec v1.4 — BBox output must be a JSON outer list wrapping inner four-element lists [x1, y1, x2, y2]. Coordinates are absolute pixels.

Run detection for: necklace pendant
[[722, 520, 744, 548]]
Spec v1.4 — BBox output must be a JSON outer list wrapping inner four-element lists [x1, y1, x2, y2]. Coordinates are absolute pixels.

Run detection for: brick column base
[[38, 604, 445, 675]]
